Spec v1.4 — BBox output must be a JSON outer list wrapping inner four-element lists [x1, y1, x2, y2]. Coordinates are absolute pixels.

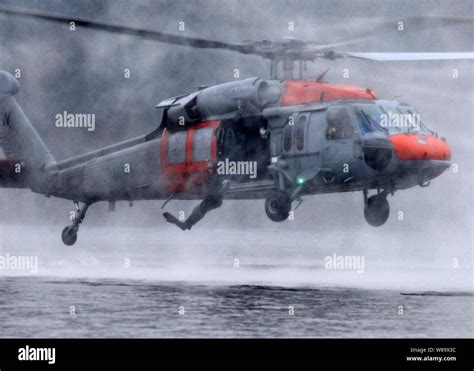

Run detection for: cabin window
[[167, 130, 187, 164], [296, 115, 307, 151], [326, 106, 354, 140], [192, 126, 214, 162], [307, 111, 325, 153], [283, 121, 294, 152], [268, 130, 279, 156]]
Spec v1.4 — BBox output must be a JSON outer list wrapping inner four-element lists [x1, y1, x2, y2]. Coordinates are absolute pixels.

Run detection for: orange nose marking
[[389, 134, 451, 161]]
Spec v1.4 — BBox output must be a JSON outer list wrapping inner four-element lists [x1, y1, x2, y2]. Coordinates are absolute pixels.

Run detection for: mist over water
[[0, 0, 472, 337], [0, 222, 471, 292]]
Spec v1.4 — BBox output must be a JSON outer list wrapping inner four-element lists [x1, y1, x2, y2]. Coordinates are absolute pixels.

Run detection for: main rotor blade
[[343, 52, 474, 61], [305, 15, 474, 51], [0, 5, 251, 53], [1, 5, 472, 63]]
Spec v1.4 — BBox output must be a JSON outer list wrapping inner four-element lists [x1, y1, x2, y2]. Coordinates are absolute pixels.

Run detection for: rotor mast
[[281, 57, 296, 80], [270, 55, 308, 80]]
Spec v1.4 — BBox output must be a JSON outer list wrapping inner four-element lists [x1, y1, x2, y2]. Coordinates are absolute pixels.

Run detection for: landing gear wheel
[[265, 191, 292, 222], [364, 195, 390, 227], [62, 226, 78, 246], [61, 202, 91, 246]]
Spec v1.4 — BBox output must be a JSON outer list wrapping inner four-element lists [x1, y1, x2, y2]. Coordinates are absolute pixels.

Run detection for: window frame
[[166, 130, 187, 164], [295, 114, 308, 152], [282, 117, 294, 153], [191, 126, 214, 162], [325, 105, 356, 141]]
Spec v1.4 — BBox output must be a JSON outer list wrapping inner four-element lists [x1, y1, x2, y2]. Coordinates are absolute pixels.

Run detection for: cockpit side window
[[326, 106, 354, 140]]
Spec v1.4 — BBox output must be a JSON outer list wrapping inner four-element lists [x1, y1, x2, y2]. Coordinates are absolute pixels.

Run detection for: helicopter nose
[[389, 133, 451, 161]]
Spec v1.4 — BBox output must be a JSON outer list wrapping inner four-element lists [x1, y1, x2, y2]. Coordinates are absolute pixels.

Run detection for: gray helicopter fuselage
[[0, 73, 450, 205]]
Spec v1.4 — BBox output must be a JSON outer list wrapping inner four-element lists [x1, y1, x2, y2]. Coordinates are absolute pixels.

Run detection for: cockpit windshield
[[354, 105, 387, 135], [354, 102, 434, 136], [378, 101, 433, 135]]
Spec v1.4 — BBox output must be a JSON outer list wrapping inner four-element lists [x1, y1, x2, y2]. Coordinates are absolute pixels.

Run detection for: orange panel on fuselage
[[160, 121, 219, 194], [280, 80, 377, 106]]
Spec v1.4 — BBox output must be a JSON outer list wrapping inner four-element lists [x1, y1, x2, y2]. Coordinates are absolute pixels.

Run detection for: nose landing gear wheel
[[265, 191, 292, 222], [364, 194, 390, 227], [62, 226, 78, 246]]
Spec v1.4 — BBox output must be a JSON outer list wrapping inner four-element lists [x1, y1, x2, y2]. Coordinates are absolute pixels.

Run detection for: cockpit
[[353, 101, 434, 136]]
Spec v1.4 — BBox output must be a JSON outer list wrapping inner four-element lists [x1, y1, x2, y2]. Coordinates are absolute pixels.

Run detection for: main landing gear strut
[[363, 189, 391, 227], [62, 202, 91, 246]]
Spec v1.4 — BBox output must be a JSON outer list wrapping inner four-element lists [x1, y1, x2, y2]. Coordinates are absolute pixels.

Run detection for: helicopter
[[0, 5, 472, 245]]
